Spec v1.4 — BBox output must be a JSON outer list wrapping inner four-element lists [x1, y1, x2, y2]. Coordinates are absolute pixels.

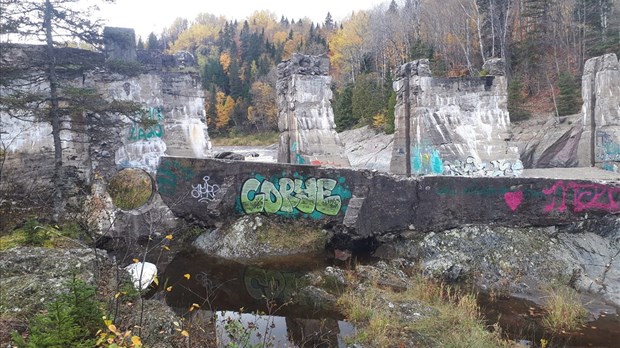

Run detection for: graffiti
[[239, 176, 349, 217], [129, 107, 164, 141], [543, 181, 620, 213], [191, 176, 220, 203], [156, 160, 195, 195], [291, 142, 305, 164], [504, 191, 524, 211], [411, 145, 443, 175], [443, 156, 523, 177], [596, 131, 620, 161], [602, 163, 618, 172]]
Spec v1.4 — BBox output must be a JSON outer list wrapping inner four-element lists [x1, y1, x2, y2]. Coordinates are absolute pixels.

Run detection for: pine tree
[[557, 72, 580, 116]]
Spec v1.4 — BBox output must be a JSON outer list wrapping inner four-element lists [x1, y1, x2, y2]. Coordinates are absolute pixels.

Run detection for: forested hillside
[[146, 0, 619, 136]]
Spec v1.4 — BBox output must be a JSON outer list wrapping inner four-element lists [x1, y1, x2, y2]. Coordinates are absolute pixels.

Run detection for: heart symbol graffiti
[[504, 191, 524, 212]]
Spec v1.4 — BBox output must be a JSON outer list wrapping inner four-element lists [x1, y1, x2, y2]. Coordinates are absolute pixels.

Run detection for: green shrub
[[12, 277, 103, 347]]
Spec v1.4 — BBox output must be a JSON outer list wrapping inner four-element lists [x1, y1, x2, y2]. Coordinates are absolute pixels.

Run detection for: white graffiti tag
[[191, 176, 220, 203]]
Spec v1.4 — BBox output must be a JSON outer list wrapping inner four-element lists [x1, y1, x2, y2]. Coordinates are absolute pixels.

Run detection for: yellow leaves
[[215, 92, 235, 129], [249, 81, 277, 127], [181, 330, 189, 337], [219, 52, 231, 73], [189, 303, 201, 311], [152, 275, 159, 286], [373, 113, 387, 129], [162, 245, 170, 251], [166, 286, 173, 292], [132, 258, 139, 263], [107, 323, 120, 335], [183, 273, 191, 280], [131, 335, 142, 346]]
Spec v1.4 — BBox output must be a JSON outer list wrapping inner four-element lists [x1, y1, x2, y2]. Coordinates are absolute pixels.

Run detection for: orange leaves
[[219, 52, 231, 73]]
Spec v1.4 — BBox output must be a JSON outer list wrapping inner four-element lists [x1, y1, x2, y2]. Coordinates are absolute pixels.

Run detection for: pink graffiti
[[504, 191, 523, 211], [543, 181, 620, 213]]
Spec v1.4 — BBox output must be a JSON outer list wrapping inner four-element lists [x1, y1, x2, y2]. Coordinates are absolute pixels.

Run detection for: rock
[[0, 247, 112, 316], [297, 286, 337, 310], [192, 215, 327, 260], [125, 262, 158, 290], [380, 217, 620, 308], [339, 126, 393, 172], [482, 58, 505, 76], [214, 151, 245, 160]]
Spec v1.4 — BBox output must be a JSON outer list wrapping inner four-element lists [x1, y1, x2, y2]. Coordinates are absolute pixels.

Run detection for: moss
[[106, 59, 146, 77]]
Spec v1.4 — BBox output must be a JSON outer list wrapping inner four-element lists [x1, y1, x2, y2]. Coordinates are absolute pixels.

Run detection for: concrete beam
[[157, 157, 620, 236]]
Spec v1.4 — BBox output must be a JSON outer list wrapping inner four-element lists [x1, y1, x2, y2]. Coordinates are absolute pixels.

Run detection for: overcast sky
[[100, 0, 387, 40]]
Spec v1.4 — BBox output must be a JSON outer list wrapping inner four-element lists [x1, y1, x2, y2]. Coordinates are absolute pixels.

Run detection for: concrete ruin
[[276, 53, 349, 167], [0, 27, 210, 233], [390, 58, 521, 176], [580, 53, 620, 172]]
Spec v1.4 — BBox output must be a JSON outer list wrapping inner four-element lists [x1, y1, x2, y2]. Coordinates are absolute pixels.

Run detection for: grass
[[337, 274, 512, 348], [210, 131, 279, 146], [107, 169, 153, 210], [255, 220, 327, 252], [0, 219, 85, 250], [541, 283, 588, 332]]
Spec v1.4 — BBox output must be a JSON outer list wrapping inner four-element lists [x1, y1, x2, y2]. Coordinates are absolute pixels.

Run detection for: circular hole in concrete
[[107, 168, 154, 211]]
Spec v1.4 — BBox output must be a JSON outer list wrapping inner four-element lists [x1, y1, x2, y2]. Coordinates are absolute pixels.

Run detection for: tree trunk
[[44, 0, 64, 222]]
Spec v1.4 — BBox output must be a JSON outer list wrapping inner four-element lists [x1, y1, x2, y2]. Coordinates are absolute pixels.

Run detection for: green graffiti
[[240, 176, 344, 217]]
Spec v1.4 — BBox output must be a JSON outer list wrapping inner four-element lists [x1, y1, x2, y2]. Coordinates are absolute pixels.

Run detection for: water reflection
[[156, 249, 353, 347], [214, 311, 354, 348]]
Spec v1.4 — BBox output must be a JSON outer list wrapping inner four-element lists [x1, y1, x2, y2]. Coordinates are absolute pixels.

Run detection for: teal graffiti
[[129, 107, 164, 141], [291, 142, 305, 164], [157, 160, 195, 195], [412, 145, 443, 175], [239, 175, 350, 217]]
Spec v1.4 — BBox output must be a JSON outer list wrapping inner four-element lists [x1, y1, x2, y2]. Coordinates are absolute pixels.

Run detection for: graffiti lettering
[[129, 107, 164, 141], [240, 177, 344, 216], [543, 181, 620, 213], [191, 176, 221, 203], [443, 156, 523, 177], [596, 131, 620, 161]]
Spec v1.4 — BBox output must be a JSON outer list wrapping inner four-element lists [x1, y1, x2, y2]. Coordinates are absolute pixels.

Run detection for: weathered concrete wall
[[390, 59, 520, 176], [276, 54, 349, 167], [0, 36, 210, 234], [157, 157, 619, 237], [579, 53, 620, 172]]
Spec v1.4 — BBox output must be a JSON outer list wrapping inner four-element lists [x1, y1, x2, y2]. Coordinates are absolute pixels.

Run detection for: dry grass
[[107, 168, 153, 210], [338, 274, 512, 348], [541, 284, 588, 332]]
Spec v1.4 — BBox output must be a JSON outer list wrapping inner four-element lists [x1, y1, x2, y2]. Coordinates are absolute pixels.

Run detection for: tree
[[215, 91, 235, 129], [557, 72, 580, 116], [249, 81, 277, 130], [146, 32, 159, 50], [0, 0, 141, 222]]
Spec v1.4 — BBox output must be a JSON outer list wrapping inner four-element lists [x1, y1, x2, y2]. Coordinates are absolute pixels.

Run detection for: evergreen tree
[[557, 72, 580, 116], [507, 77, 531, 121], [333, 83, 355, 131], [147, 32, 159, 50]]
